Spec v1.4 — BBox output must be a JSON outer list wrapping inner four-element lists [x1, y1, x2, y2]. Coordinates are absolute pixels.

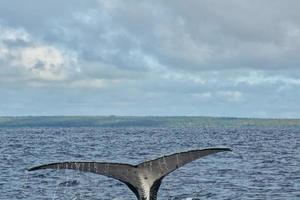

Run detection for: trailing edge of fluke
[[28, 147, 231, 200]]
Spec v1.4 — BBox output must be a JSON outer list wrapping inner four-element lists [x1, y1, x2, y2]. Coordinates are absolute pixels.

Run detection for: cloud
[[235, 71, 300, 86], [0, 0, 300, 117], [18, 46, 73, 80], [3, 0, 300, 74], [0, 26, 78, 83], [2, 1, 300, 73], [88, 0, 300, 71]]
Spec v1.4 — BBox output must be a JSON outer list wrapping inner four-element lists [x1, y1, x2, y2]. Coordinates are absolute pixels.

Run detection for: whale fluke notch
[[28, 147, 231, 200]]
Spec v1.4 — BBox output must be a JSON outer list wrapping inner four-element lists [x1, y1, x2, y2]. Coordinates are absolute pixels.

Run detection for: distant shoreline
[[1, 116, 300, 128], [1, 115, 300, 120]]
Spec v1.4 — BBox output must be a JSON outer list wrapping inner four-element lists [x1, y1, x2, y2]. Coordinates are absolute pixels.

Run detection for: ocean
[[0, 117, 299, 199]]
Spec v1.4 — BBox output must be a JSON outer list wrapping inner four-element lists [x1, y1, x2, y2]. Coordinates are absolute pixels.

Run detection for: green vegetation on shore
[[0, 116, 300, 128]]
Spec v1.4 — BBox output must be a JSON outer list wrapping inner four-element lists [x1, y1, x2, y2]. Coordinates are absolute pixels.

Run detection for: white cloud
[[217, 91, 243, 102], [0, 26, 29, 41], [68, 79, 122, 88], [18, 46, 74, 81], [235, 71, 300, 86], [0, 26, 78, 82], [0, 26, 27, 59], [192, 92, 212, 99]]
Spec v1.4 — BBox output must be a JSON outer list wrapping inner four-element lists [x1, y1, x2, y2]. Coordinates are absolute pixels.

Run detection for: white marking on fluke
[[28, 147, 231, 200]]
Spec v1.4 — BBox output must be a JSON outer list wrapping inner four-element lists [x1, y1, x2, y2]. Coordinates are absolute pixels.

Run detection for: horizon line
[[0, 115, 300, 120]]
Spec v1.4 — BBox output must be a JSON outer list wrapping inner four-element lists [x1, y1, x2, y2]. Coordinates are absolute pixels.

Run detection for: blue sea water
[[0, 125, 299, 199]]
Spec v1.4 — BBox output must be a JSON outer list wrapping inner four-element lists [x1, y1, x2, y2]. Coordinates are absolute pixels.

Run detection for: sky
[[1, 0, 300, 118]]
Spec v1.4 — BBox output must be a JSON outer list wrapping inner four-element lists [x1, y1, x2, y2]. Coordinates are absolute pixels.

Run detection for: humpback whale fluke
[[28, 147, 231, 200]]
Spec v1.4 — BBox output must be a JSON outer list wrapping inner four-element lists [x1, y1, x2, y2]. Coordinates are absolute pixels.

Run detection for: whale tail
[[28, 148, 231, 200]]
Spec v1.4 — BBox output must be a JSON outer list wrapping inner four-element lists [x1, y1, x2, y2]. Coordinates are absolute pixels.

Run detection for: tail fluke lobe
[[138, 148, 231, 179], [28, 161, 140, 198], [28, 162, 137, 182]]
